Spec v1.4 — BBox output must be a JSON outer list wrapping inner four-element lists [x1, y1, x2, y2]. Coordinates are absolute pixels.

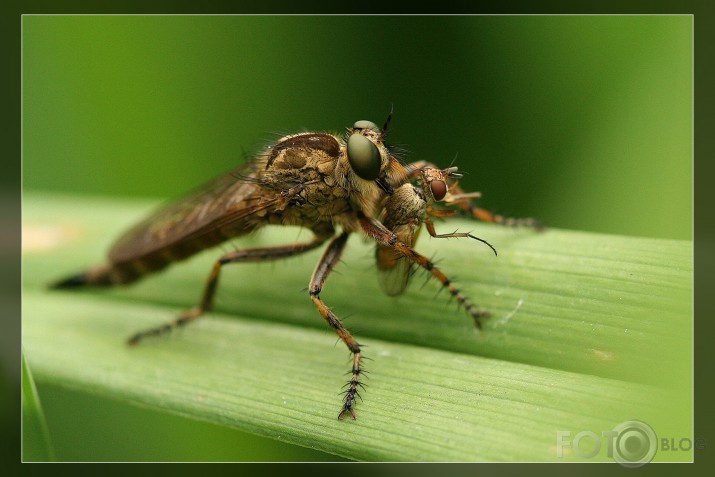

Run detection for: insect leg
[[405, 161, 543, 230], [441, 183, 543, 230], [307, 232, 364, 420], [403, 159, 444, 177], [360, 215, 490, 328], [457, 202, 544, 230], [424, 217, 498, 256], [127, 232, 332, 345]]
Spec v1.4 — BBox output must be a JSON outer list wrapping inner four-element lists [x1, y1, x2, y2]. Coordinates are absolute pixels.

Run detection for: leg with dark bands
[[360, 215, 490, 328], [307, 232, 365, 419], [127, 232, 332, 345]]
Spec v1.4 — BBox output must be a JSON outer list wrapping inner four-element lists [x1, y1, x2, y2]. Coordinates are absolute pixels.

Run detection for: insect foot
[[51, 114, 541, 421], [338, 353, 366, 420]]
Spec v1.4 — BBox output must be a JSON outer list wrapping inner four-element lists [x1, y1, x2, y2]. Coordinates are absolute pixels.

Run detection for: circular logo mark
[[611, 420, 657, 467]]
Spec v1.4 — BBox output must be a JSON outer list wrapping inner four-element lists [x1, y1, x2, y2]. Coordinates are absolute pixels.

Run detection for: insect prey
[[375, 166, 497, 323], [52, 116, 539, 420]]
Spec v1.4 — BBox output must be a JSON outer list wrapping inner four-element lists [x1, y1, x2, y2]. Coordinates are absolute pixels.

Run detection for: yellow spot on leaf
[[22, 224, 80, 253]]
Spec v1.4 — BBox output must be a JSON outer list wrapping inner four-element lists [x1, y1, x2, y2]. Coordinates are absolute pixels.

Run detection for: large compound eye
[[352, 120, 380, 132], [430, 180, 447, 201], [347, 133, 381, 180]]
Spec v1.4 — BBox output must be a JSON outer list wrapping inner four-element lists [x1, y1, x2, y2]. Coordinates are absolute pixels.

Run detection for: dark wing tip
[[50, 272, 90, 289]]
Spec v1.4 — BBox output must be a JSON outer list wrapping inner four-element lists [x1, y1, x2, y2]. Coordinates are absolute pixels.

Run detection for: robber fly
[[52, 116, 531, 420]]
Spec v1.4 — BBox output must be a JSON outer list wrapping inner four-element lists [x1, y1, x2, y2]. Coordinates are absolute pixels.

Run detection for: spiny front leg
[[424, 217, 498, 257], [360, 214, 490, 328], [443, 184, 544, 231], [127, 233, 331, 345], [308, 232, 365, 420]]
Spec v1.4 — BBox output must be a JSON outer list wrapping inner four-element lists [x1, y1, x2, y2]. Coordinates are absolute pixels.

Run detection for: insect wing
[[376, 222, 421, 296], [108, 160, 274, 263]]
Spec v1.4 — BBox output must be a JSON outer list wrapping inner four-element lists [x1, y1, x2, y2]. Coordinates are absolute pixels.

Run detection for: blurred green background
[[22, 15, 692, 461], [23, 15, 691, 239]]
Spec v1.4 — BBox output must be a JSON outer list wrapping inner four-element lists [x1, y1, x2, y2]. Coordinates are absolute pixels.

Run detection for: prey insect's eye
[[352, 120, 380, 132], [430, 180, 447, 201], [347, 133, 381, 180]]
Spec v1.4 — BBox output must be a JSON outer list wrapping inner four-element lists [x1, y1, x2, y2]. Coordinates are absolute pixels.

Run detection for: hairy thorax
[[259, 133, 356, 232]]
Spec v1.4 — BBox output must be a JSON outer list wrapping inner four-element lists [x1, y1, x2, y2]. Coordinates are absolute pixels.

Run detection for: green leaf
[[22, 193, 692, 462], [22, 353, 55, 461]]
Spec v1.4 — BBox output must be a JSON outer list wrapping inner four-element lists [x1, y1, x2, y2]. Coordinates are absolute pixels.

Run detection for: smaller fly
[[376, 166, 496, 324], [52, 116, 539, 420]]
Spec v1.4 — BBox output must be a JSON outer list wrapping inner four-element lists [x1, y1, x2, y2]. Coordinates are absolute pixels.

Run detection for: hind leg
[[127, 232, 332, 345]]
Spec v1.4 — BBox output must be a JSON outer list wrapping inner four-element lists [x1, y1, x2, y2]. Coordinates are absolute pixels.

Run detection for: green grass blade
[[22, 353, 55, 461], [22, 192, 692, 462]]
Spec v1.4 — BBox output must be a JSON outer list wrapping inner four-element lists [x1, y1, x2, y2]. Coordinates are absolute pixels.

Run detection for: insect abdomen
[[53, 225, 246, 288], [52, 252, 186, 288]]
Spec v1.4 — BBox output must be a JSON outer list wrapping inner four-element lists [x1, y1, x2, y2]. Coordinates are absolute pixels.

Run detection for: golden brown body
[[53, 118, 540, 420], [72, 128, 405, 286]]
